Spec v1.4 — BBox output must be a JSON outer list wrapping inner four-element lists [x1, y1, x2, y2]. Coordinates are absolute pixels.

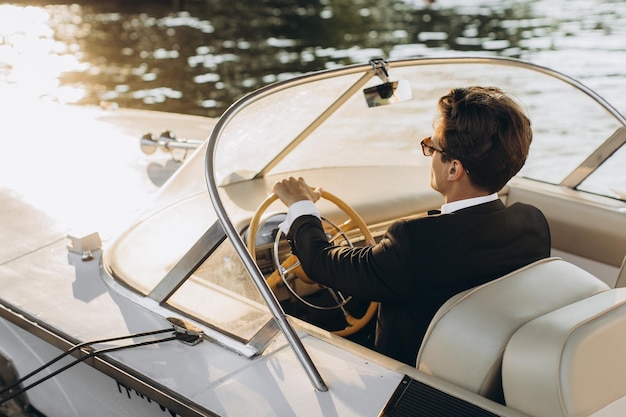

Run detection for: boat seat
[[415, 257, 609, 403], [502, 288, 626, 417]]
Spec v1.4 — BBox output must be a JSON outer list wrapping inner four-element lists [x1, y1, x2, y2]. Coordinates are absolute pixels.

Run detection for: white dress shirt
[[440, 192, 498, 214]]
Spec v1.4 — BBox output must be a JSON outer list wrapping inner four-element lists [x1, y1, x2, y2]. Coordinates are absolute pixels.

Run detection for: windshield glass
[[107, 58, 625, 346], [212, 59, 624, 194]]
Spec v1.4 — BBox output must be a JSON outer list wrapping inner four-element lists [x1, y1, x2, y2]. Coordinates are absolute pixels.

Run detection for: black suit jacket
[[288, 200, 551, 365]]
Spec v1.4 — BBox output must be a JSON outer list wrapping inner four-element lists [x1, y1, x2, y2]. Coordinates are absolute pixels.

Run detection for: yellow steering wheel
[[247, 189, 379, 337]]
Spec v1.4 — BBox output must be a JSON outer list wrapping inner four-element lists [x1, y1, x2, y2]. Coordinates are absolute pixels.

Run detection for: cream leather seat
[[502, 288, 626, 417], [416, 257, 609, 403]]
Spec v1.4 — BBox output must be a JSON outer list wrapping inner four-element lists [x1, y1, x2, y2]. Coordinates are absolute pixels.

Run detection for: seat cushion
[[416, 257, 609, 402], [503, 288, 626, 417]]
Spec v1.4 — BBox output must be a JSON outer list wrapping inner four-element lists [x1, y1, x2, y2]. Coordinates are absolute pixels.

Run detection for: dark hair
[[437, 86, 532, 193]]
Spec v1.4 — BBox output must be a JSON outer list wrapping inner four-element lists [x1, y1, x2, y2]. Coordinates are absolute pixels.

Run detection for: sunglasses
[[420, 136, 446, 157]]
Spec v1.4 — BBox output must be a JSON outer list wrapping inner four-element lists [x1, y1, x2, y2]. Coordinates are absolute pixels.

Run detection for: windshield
[[106, 57, 625, 347], [212, 59, 625, 195]]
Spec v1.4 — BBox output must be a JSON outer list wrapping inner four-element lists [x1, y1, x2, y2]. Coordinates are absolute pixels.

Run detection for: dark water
[[1, 0, 625, 118]]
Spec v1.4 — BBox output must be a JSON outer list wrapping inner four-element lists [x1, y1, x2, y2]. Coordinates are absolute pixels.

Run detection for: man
[[273, 86, 551, 366]]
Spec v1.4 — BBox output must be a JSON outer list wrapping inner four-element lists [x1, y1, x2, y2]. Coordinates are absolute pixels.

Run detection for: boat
[[1, 57, 625, 417]]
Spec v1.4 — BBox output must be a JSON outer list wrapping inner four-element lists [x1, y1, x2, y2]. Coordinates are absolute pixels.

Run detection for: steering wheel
[[247, 189, 379, 337]]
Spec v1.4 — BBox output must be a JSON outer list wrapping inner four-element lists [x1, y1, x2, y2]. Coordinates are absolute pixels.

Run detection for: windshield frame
[[203, 56, 625, 389], [203, 63, 381, 391], [103, 56, 626, 389]]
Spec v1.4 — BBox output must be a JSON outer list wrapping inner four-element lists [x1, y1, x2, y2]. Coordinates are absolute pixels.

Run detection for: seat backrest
[[416, 257, 609, 403], [502, 288, 626, 417]]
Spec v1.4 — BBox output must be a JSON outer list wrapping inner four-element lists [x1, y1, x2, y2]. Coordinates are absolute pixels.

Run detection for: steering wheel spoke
[[282, 258, 302, 275]]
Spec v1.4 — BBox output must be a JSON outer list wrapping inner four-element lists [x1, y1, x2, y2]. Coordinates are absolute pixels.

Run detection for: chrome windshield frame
[[205, 62, 379, 391]]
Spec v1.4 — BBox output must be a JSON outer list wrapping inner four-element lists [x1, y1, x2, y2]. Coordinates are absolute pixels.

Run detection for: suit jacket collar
[[452, 199, 505, 214]]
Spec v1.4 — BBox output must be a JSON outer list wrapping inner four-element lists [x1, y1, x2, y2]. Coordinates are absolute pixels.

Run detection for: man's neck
[[443, 187, 491, 204]]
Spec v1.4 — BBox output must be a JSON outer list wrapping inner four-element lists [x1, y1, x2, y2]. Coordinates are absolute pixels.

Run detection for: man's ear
[[447, 160, 465, 181]]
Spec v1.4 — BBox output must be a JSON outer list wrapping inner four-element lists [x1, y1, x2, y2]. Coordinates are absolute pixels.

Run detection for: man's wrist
[[278, 200, 320, 234]]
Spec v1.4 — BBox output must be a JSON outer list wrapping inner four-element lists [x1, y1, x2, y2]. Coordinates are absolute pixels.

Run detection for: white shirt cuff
[[278, 200, 320, 235]]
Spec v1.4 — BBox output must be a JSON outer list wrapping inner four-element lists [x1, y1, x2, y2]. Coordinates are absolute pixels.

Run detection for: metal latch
[[67, 232, 102, 261]]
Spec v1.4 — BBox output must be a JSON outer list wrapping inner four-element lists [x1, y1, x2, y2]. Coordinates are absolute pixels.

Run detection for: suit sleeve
[[288, 215, 415, 302]]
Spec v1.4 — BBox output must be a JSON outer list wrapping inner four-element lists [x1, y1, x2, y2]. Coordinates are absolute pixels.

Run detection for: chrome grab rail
[[204, 63, 379, 392]]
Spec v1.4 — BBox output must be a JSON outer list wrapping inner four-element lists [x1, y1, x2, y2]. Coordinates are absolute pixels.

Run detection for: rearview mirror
[[363, 80, 412, 107]]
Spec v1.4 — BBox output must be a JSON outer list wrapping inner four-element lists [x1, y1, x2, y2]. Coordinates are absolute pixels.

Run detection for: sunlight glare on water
[[0, 4, 87, 104]]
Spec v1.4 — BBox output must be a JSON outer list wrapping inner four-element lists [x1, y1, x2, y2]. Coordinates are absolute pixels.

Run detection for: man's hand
[[273, 177, 322, 207]]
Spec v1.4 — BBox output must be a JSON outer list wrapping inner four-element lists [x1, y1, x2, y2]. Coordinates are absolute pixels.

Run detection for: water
[[1, 0, 625, 119]]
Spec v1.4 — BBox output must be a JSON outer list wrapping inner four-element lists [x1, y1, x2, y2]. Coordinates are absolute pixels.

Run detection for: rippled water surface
[[1, 0, 625, 118]]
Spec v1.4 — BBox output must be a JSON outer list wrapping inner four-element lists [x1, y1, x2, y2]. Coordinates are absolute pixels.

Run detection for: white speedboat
[[1, 57, 625, 417]]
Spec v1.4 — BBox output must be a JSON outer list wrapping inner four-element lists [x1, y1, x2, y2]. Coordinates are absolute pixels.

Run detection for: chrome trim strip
[[560, 126, 626, 188], [145, 221, 281, 355], [255, 70, 374, 178], [149, 221, 226, 302]]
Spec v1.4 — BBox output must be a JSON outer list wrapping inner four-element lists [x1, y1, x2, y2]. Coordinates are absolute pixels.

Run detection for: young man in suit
[[273, 86, 551, 366]]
